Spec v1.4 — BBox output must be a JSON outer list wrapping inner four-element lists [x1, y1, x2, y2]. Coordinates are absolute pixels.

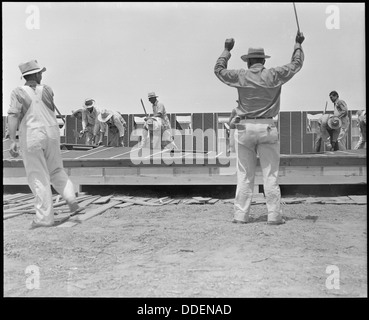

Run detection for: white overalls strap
[[20, 85, 58, 130]]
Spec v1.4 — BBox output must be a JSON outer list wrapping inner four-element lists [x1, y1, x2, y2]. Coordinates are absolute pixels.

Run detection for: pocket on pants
[[26, 127, 47, 152], [263, 124, 279, 144]]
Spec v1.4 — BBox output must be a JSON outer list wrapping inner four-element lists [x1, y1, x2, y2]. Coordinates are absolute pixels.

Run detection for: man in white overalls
[[7, 60, 83, 228]]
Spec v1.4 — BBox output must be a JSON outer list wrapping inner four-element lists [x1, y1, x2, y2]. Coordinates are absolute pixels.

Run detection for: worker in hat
[[214, 31, 305, 225], [329, 91, 350, 150], [354, 109, 366, 149], [97, 109, 127, 147], [144, 92, 173, 149], [80, 98, 104, 145], [7, 60, 84, 228], [314, 114, 342, 152]]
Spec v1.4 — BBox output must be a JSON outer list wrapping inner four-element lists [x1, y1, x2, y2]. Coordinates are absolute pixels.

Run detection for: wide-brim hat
[[19, 60, 46, 77], [98, 109, 113, 122], [148, 92, 158, 99], [72, 108, 83, 118], [241, 48, 271, 62], [83, 98, 95, 109], [327, 115, 342, 130]]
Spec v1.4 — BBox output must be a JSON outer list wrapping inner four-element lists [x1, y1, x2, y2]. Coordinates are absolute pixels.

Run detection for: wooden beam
[[58, 200, 123, 227]]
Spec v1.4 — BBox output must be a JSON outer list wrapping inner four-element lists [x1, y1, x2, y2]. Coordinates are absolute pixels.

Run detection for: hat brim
[[22, 67, 46, 77], [83, 103, 95, 109], [327, 119, 342, 130], [98, 113, 113, 122], [241, 55, 270, 62]]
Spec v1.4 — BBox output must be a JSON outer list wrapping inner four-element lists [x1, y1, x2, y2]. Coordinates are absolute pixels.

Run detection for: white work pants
[[21, 128, 78, 225], [19, 85, 78, 225], [234, 119, 282, 222]]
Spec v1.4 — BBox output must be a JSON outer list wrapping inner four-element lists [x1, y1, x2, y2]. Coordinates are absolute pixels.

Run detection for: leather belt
[[239, 115, 273, 120]]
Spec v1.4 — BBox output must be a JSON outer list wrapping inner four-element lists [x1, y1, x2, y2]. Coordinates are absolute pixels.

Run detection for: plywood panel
[[302, 112, 314, 153], [65, 115, 77, 144], [203, 113, 215, 152], [279, 112, 291, 154], [192, 113, 203, 152], [122, 114, 129, 147], [291, 112, 302, 154]]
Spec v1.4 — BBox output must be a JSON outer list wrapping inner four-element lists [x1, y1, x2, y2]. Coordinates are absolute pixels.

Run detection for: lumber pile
[[3, 192, 366, 227]]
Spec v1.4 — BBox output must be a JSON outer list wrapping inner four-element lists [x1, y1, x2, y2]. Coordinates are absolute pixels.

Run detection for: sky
[[2, 2, 366, 117]]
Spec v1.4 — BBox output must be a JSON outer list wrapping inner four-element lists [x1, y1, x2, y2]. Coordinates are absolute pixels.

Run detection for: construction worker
[[145, 92, 173, 149], [354, 109, 366, 149], [7, 59, 84, 228], [80, 98, 103, 145], [314, 114, 342, 152], [329, 91, 350, 150], [214, 31, 305, 225], [98, 109, 127, 147]]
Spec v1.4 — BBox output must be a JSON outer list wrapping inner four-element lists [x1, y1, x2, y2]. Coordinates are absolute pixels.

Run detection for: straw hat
[[83, 98, 95, 109], [148, 92, 158, 99], [241, 48, 271, 62], [19, 60, 46, 76], [98, 109, 113, 122], [327, 116, 342, 130]]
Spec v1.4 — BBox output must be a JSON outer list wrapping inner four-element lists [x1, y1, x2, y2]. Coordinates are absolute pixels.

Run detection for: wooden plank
[[192, 113, 203, 152], [3, 193, 27, 202], [291, 111, 302, 154], [76, 196, 101, 209], [114, 202, 135, 208], [58, 200, 123, 227], [279, 111, 291, 154], [302, 112, 314, 154], [92, 195, 111, 204], [348, 195, 367, 204], [111, 197, 163, 206], [122, 114, 129, 147], [166, 199, 181, 205], [203, 113, 215, 152], [192, 197, 212, 203], [7, 194, 34, 203], [65, 115, 76, 144]]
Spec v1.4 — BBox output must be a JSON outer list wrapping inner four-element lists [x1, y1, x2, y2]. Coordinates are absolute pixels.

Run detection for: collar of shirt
[[24, 80, 39, 88], [249, 63, 265, 72]]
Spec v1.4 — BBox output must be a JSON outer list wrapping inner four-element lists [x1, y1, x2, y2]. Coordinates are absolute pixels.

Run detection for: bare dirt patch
[[3, 197, 367, 298]]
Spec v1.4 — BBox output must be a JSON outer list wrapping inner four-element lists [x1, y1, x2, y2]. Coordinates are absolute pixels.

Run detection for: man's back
[[214, 40, 304, 118]]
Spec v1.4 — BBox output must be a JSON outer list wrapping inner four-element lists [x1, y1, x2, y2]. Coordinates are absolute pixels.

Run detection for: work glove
[[295, 31, 305, 44], [225, 38, 235, 51], [9, 141, 20, 158]]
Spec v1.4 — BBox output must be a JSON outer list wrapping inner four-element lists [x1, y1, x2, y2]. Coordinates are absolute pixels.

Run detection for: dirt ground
[[3, 196, 367, 298]]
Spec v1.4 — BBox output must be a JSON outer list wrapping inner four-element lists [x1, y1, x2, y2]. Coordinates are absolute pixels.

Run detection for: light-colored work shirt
[[151, 100, 171, 130], [82, 107, 100, 135], [214, 43, 304, 118], [317, 114, 339, 142], [101, 110, 126, 137], [8, 80, 56, 124], [333, 99, 349, 128]]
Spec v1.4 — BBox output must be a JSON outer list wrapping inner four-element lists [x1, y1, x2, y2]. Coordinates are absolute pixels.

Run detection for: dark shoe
[[267, 219, 286, 225]]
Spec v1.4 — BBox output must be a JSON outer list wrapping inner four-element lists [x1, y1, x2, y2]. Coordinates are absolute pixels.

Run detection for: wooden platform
[[3, 138, 366, 190]]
